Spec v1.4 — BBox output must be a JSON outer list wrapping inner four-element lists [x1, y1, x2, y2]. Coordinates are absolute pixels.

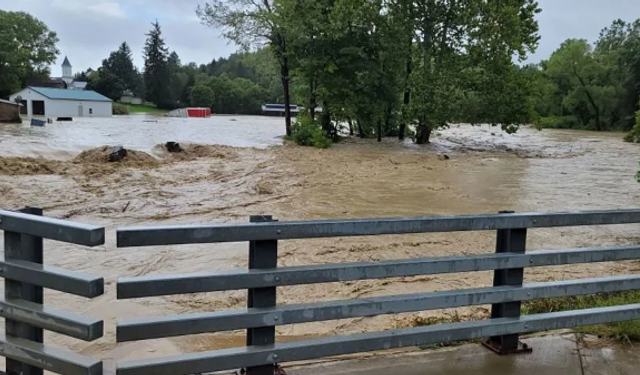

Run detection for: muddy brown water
[[1, 116, 640, 368]]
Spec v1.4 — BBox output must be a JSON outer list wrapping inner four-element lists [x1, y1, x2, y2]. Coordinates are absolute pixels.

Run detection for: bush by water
[[113, 103, 130, 115], [288, 115, 332, 149]]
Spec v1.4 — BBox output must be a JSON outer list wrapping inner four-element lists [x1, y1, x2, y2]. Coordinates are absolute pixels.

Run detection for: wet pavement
[[288, 334, 640, 375]]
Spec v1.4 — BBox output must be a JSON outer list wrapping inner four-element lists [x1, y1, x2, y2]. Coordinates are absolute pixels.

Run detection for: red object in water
[[186, 107, 210, 118]]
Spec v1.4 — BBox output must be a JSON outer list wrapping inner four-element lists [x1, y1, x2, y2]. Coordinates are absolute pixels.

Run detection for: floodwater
[[1, 115, 640, 369], [0, 114, 284, 159]]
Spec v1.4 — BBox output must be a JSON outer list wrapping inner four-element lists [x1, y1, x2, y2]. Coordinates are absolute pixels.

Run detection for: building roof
[[0, 99, 20, 106], [70, 81, 88, 90], [28, 87, 112, 102], [62, 56, 71, 67]]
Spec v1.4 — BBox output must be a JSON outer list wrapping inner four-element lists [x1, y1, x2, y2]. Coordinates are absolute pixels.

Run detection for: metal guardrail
[[0, 208, 105, 375], [113, 210, 640, 375]]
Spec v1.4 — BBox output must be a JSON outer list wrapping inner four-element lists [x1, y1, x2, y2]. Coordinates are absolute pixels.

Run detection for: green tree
[[545, 39, 614, 131], [89, 42, 144, 101], [407, 0, 541, 143], [143, 21, 174, 109], [86, 70, 125, 101], [596, 19, 640, 130], [103, 42, 141, 92], [278, 0, 539, 143], [198, 0, 294, 136], [190, 85, 215, 108], [0, 11, 59, 98]]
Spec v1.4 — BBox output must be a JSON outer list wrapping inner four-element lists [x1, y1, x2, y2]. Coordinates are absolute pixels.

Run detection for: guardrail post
[[5, 207, 44, 375], [483, 211, 532, 355], [245, 215, 278, 375]]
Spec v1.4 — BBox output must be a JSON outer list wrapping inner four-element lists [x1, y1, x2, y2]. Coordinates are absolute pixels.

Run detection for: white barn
[[9, 87, 112, 118]]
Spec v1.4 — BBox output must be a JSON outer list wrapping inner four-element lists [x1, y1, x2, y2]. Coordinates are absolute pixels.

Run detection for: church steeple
[[62, 56, 72, 80]]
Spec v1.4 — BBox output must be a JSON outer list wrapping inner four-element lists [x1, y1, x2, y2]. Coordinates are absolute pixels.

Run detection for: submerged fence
[[3, 208, 640, 374]]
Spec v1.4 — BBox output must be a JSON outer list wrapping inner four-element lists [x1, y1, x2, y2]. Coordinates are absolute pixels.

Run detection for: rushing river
[[1, 115, 640, 367]]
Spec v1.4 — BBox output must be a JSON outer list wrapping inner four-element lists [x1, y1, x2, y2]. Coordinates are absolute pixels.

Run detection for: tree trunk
[[348, 118, 354, 136], [385, 105, 393, 131], [399, 2, 414, 141], [281, 56, 292, 136], [309, 78, 316, 120], [415, 123, 431, 144], [399, 46, 413, 141], [573, 69, 602, 131], [321, 100, 332, 136], [377, 117, 382, 142], [357, 118, 365, 138]]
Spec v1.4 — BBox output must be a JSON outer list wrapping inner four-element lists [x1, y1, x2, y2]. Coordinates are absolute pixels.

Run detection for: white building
[[10, 86, 113, 118]]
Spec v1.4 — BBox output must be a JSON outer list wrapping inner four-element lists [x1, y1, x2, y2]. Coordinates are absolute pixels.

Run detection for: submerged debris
[[109, 146, 128, 162], [165, 142, 184, 153]]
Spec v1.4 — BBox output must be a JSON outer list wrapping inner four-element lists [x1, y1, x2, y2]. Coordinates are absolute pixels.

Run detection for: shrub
[[535, 115, 581, 129], [190, 85, 215, 108], [624, 105, 640, 143], [290, 115, 332, 148], [113, 103, 130, 115]]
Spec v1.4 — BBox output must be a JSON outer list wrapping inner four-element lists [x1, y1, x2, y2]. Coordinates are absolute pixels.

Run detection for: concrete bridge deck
[[287, 333, 639, 375]]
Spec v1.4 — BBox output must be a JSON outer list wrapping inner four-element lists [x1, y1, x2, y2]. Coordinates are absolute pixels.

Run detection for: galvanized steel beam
[[117, 274, 640, 341], [0, 297, 103, 341], [116, 304, 640, 375], [0, 334, 102, 375], [0, 210, 104, 247], [117, 245, 640, 298], [0, 259, 104, 298], [116, 209, 640, 246]]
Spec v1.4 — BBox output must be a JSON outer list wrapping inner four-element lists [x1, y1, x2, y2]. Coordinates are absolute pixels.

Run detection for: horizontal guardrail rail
[[0, 208, 105, 375], [0, 209, 104, 246], [111, 209, 640, 375], [117, 304, 640, 375], [117, 274, 640, 341], [117, 209, 640, 246], [117, 245, 640, 298]]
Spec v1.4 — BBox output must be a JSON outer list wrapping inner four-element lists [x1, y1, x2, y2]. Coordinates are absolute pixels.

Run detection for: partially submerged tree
[[275, 0, 540, 144], [197, 0, 294, 136], [407, 0, 541, 143]]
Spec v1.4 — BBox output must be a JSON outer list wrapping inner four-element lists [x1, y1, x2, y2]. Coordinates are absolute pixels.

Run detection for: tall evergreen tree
[[143, 21, 172, 108], [104, 43, 136, 86]]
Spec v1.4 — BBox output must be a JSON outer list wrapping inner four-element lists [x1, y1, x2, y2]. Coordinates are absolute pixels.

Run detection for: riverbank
[[0, 120, 639, 361]]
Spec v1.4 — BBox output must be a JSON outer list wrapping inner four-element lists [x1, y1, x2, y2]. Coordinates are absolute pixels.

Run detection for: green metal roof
[[28, 87, 112, 102]]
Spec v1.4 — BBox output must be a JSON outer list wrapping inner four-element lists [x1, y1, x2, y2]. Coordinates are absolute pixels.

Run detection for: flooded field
[[1, 115, 640, 366]]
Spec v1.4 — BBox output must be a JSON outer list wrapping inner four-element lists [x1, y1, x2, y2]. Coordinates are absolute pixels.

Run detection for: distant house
[[0, 99, 22, 123], [120, 90, 143, 105], [9, 87, 112, 118], [261, 104, 301, 116]]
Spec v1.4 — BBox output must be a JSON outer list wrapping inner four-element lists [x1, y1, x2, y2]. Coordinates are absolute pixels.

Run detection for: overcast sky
[[5, 0, 640, 76]]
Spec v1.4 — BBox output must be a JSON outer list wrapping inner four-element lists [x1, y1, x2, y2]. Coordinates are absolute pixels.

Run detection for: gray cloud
[[5, 0, 640, 74], [4, 0, 237, 74], [531, 0, 640, 62]]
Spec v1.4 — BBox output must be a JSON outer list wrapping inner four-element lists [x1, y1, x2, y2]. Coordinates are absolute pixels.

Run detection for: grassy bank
[[123, 103, 169, 114], [523, 291, 640, 342], [405, 292, 640, 346]]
